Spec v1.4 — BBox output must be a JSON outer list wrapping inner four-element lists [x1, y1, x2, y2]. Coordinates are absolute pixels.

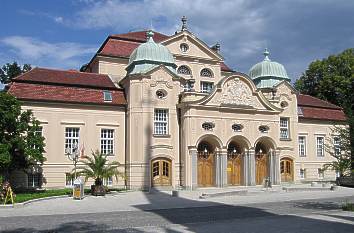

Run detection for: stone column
[[273, 150, 280, 185], [215, 151, 221, 187], [220, 150, 228, 187], [268, 149, 280, 185], [248, 149, 256, 186], [190, 149, 198, 190], [243, 150, 249, 186], [269, 150, 274, 182]]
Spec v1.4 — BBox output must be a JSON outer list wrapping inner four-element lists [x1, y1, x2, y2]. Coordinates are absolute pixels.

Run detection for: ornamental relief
[[211, 78, 255, 107]]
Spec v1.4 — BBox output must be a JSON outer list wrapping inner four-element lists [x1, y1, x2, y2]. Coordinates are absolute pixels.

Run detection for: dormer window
[[200, 68, 213, 77], [177, 65, 191, 75], [103, 91, 112, 102]]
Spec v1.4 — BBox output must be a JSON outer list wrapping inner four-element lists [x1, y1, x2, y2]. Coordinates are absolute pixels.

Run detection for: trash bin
[[73, 178, 84, 200]]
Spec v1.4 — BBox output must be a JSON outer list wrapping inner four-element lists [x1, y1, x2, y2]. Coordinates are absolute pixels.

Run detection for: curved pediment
[[184, 74, 281, 112]]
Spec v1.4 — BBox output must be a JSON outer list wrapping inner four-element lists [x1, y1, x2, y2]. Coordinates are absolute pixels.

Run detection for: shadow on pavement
[[1, 187, 354, 232]]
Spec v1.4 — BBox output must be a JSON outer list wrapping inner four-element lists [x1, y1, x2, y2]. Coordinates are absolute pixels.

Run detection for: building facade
[[8, 18, 346, 190]]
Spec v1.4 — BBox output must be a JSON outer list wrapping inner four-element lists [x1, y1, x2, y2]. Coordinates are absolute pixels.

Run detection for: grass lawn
[[10, 189, 73, 204], [2, 188, 127, 204]]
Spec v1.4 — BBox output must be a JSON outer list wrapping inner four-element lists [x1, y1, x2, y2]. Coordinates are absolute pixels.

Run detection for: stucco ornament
[[219, 78, 254, 106]]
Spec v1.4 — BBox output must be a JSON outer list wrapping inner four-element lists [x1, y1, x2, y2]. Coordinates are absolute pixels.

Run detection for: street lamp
[[65, 141, 80, 179]]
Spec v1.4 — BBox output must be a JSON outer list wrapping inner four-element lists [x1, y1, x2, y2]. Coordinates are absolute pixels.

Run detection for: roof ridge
[[33, 67, 110, 77], [13, 79, 120, 90]]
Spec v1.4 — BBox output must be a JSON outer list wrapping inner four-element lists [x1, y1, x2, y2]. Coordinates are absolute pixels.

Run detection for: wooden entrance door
[[198, 152, 214, 187], [281, 158, 293, 182], [227, 154, 242, 185], [256, 153, 268, 185], [152, 159, 172, 186]]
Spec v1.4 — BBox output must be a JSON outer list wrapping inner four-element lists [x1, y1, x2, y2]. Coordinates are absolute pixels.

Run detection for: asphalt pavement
[[0, 190, 354, 232]]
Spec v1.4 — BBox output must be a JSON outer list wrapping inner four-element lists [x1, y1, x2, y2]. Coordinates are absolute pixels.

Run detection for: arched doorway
[[151, 158, 172, 187], [255, 138, 274, 185], [197, 141, 215, 187], [280, 158, 293, 182], [227, 142, 243, 186]]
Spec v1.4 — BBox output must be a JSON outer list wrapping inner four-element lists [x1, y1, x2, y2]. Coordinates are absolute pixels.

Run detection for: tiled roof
[[297, 94, 341, 109], [14, 67, 117, 89], [297, 94, 346, 121], [99, 39, 140, 58], [220, 62, 233, 72], [110, 30, 169, 43], [8, 82, 126, 106], [299, 106, 347, 121], [97, 31, 233, 72]]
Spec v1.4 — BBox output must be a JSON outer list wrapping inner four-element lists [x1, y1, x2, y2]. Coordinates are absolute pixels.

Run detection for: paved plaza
[[0, 186, 353, 232]]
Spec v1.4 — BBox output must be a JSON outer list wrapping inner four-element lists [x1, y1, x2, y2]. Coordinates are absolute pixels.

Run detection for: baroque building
[[8, 17, 346, 190]]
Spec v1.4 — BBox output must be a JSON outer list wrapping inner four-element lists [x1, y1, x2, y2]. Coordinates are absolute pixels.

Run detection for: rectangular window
[[103, 177, 113, 186], [299, 169, 306, 179], [318, 168, 324, 179], [200, 81, 214, 93], [298, 136, 306, 157], [33, 126, 43, 149], [103, 91, 112, 102], [280, 118, 289, 139], [28, 173, 41, 188], [65, 127, 80, 154], [333, 136, 340, 156], [316, 136, 325, 157], [101, 129, 114, 155], [65, 173, 74, 187], [154, 109, 168, 135]]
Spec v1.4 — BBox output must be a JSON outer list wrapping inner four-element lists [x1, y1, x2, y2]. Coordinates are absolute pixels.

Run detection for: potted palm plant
[[76, 150, 125, 196]]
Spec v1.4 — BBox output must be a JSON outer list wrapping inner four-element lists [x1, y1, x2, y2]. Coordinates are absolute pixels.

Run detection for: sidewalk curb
[[1, 195, 70, 209], [0, 190, 131, 208]]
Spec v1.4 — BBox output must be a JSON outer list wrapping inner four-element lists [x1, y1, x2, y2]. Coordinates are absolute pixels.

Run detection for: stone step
[[199, 190, 248, 199]]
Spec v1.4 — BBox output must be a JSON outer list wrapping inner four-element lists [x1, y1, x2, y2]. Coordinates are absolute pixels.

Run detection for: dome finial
[[181, 16, 187, 31], [263, 48, 270, 61], [146, 30, 154, 42]]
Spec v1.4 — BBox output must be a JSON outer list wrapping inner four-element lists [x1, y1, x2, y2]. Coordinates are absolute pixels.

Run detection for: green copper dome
[[249, 49, 290, 88], [126, 30, 177, 75]]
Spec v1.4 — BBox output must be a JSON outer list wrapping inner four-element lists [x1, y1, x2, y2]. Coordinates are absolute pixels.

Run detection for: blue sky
[[1, 0, 354, 88]]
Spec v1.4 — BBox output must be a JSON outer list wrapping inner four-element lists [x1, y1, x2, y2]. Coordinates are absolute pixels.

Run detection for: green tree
[[323, 126, 352, 177], [295, 48, 354, 173], [0, 62, 32, 84], [76, 150, 124, 186], [0, 92, 45, 181]]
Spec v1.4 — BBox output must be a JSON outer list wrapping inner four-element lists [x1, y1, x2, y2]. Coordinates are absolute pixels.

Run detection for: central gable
[[161, 32, 223, 61], [198, 75, 281, 112]]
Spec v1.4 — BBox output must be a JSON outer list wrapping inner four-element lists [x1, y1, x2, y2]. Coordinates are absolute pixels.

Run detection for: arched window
[[200, 68, 213, 77], [177, 65, 191, 75]]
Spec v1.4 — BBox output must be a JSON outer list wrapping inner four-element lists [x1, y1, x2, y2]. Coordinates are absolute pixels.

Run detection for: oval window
[[232, 124, 243, 132], [259, 125, 269, 133], [202, 122, 215, 131], [280, 101, 288, 108], [156, 89, 167, 99]]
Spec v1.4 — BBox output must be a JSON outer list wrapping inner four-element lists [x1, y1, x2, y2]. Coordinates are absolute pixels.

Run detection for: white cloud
[[64, 0, 354, 80], [0, 36, 96, 69], [18, 9, 65, 25], [67, 0, 267, 69]]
